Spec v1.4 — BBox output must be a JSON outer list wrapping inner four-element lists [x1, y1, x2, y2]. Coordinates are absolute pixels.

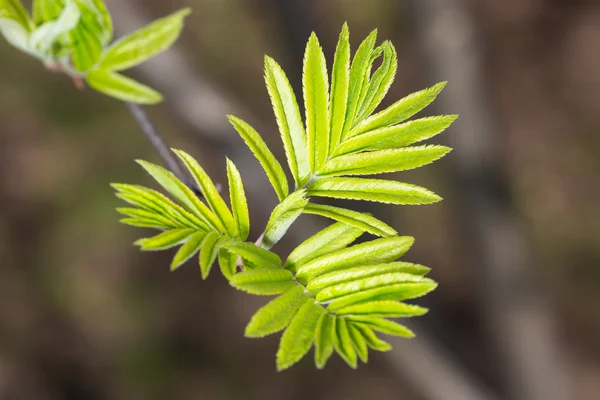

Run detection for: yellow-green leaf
[[87, 70, 162, 104]]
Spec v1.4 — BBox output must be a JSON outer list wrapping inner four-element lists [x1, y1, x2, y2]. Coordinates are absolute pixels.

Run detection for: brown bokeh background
[[1, 1, 599, 399]]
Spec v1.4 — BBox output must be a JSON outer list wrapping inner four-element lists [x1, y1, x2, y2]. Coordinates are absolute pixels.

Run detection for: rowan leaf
[[222, 241, 282, 270], [228, 115, 289, 201], [218, 248, 237, 280], [347, 322, 368, 363], [327, 282, 437, 312], [170, 231, 206, 271], [314, 312, 336, 369], [226, 159, 250, 240], [351, 323, 392, 351], [346, 316, 415, 338], [87, 70, 162, 104], [134, 228, 194, 251], [264, 56, 311, 186], [337, 300, 428, 318], [334, 317, 357, 368], [308, 177, 442, 205], [245, 286, 308, 338], [276, 300, 324, 371], [230, 269, 295, 295], [303, 203, 396, 237], [328, 22, 350, 156], [349, 81, 447, 137], [199, 231, 222, 279]]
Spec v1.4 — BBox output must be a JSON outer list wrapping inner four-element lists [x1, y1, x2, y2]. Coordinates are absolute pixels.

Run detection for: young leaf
[[263, 190, 308, 249], [341, 29, 377, 140], [333, 317, 357, 368], [117, 207, 178, 229], [308, 177, 442, 205], [98, 8, 191, 71], [276, 300, 324, 371], [284, 222, 364, 272], [349, 81, 447, 137], [86, 70, 163, 104], [318, 145, 451, 177], [327, 282, 437, 312], [174, 150, 237, 237], [120, 217, 172, 230], [226, 158, 250, 240], [264, 56, 310, 186], [315, 272, 431, 303], [222, 241, 282, 270], [84, 0, 112, 44], [295, 236, 414, 282], [135, 161, 223, 231], [328, 23, 350, 156], [245, 286, 308, 338], [230, 269, 295, 295], [337, 301, 428, 318], [334, 115, 458, 155], [303, 32, 329, 170], [228, 115, 289, 201], [134, 228, 194, 251], [218, 248, 237, 280], [303, 203, 396, 237], [32, 0, 63, 24], [307, 262, 431, 296], [354, 41, 397, 123], [0, 17, 32, 55], [113, 183, 209, 231], [351, 323, 392, 352], [346, 316, 415, 338], [69, 18, 103, 71], [29, 0, 80, 56], [347, 323, 368, 363], [199, 231, 222, 279], [314, 312, 336, 369], [171, 231, 206, 271]]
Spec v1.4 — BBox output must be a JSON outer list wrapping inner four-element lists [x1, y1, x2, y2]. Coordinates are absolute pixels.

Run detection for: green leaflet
[[347, 316, 415, 338], [349, 81, 447, 137], [171, 231, 206, 271], [134, 228, 194, 251], [334, 317, 357, 368], [230, 269, 295, 295], [33, 0, 64, 24], [222, 241, 282, 270], [318, 145, 451, 177], [86, 70, 162, 104], [263, 190, 308, 249], [327, 282, 437, 312], [112, 184, 209, 231], [354, 41, 397, 123], [228, 115, 289, 201], [295, 236, 414, 282], [303, 32, 329, 171], [226, 159, 250, 240], [98, 8, 191, 71], [135, 161, 222, 231], [199, 231, 222, 279], [120, 217, 171, 229], [218, 249, 237, 280], [341, 29, 377, 140], [303, 203, 396, 237], [307, 262, 431, 296], [316, 272, 431, 303], [337, 300, 428, 318], [0, 17, 32, 55], [174, 150, 237, 237], [328, 23, 350, 156], [245, 286, 308, 338], [351, 323, 392, 352], [69, 15, 103, 71], [308, 177, 442, 205], [276, 300, 324, 371], [347, 322, 368, 363], [284, 222, 364, 273], [264, 56, 310, 187], [84, 0, 112, 44], [30, 0, 80, 56], [334, 115, 458, 155], [314, 312, 336, 369]]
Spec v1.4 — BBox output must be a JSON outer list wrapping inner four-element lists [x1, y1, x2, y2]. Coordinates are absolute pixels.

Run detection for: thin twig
[[125, 102, 202, 196]]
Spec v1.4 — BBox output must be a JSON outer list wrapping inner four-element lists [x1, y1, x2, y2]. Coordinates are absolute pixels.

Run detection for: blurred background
[[1, 0, 599, 399]]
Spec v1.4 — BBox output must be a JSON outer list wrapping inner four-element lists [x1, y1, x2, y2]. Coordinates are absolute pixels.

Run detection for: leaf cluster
[[0, 0, 190, 103], [112, 23, 456, 370]]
